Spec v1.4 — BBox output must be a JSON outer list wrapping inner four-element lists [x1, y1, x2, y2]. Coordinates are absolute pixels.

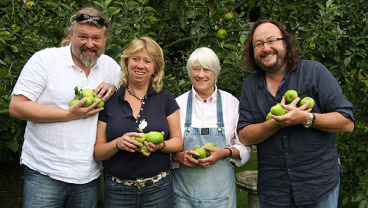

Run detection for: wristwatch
[[303, 113, 316, 128]]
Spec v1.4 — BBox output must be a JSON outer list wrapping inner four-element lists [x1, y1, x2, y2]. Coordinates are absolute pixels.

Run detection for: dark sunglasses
[[75, 14, 108, 28]]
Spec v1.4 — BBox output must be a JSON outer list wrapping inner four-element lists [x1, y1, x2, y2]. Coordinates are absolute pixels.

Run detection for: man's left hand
[[94, 82, 117, 101]]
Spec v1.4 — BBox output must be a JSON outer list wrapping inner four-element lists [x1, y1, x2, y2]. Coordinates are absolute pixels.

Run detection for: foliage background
[[0, 0, 367, 206]]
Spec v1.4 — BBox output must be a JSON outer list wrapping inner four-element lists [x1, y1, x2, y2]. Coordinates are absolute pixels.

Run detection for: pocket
[[173, 191, 229, 208]]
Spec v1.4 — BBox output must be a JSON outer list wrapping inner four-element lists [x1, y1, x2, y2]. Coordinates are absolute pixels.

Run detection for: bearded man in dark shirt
[[237, 19, 355, 207]]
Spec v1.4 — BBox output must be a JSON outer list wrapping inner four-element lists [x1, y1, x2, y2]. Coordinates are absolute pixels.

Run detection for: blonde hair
[[60, 7, 109, 47], [119, 37, 164, 92]]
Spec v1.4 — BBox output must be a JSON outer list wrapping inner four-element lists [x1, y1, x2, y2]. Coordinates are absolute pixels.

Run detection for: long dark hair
[[242, 19, 301, 73]]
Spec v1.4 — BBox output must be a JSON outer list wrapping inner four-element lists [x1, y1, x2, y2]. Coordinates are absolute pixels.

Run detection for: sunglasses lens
[[75, 14, 106, 27], [91, 16, 106, 27], [76, 14, 89, 21]]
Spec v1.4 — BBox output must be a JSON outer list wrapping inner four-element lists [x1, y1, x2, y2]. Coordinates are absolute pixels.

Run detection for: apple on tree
[[215, 29, 227, 39], [224, 12, 234, 21]]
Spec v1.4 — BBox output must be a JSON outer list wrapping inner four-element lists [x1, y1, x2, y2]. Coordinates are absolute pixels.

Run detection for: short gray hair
[[186, 47, 221, 79]]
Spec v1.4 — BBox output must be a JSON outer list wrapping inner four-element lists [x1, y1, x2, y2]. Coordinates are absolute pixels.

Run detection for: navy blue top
[[237, 60, 355, 206], [99, 85, 179, 179]]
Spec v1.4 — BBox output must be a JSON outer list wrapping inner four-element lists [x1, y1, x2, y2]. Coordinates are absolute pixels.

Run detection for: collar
[[118, 85, 155, 101], [191, 85, 218, 103], [66, 44, 100, 71], [257, 66, 290, 89]]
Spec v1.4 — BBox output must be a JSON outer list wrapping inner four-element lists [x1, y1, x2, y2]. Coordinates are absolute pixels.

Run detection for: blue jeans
[[260, 179, 340, 208], [104, 175, 173, 208], [23, 166, 99, 208]]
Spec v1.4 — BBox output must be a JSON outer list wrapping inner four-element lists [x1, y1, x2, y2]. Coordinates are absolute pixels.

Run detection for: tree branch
[[163, 29, 250, 49]]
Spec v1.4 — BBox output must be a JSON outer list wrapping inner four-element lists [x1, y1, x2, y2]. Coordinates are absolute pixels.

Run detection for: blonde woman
[[94, 36, 183, 208]]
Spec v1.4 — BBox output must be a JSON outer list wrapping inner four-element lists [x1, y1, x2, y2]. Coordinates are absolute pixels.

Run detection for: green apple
[[94, 97, 105, 108], [148, 17, 158, 25], [132, 133, 146, 143], [204, 142, 216, 157], [266, 112, 272, 120], [300, 97, 315, 109], [145, 131, 163, 144], [192, 147, 207, 159], [284, 90, 298, 103], [215, 29, 227, 39], [25, 1, 36, 10], [82, 89, 94, 98], [204, 142, 216, 147], [82, 96, 94, 107], [270, 103, 287, 116], [69, 99, 80, 107], [224, 12, 234, 21], [11, 24, 22, 33], [139, 145, 149, 153]]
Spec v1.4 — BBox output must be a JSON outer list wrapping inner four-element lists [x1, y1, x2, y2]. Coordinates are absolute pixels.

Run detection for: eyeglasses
[[253, 38, 284, 50], [74, 14, 108, 28]]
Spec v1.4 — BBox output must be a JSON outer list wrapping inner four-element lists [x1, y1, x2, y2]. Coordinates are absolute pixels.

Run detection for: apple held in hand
[[69, 99, 80, 107], [192, 147, 207, 159], [204, 142, 216, 157], [94, 97, 105, 108], [139, 145, 149, 153], [82, 88, 94, 98], [300, 97, 315, 109], [284, 90, 298, 103], [145, 131, 163, 144], [270, 103, 287, 116], [69, 87, 106, 108], [266, 112, 272, 120], [132, 133, 146, 143], [82, 96, 94, 107]]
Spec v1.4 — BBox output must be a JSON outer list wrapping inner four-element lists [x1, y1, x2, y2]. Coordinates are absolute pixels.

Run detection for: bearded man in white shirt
[[171, 47, 252, 208], [9, 7, 121, 208]]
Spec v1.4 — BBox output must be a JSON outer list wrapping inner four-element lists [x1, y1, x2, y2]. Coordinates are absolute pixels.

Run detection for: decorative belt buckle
[[201, 128, 209, 135], [135, 179, 145, 192]]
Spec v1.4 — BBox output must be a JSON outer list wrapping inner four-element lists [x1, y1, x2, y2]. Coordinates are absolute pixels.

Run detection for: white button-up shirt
[[12, 45, 121, 184], [175, 86, 251, 166]]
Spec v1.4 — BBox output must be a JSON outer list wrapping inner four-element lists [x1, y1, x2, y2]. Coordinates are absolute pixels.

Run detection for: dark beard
[[256, 51, 287, 73]]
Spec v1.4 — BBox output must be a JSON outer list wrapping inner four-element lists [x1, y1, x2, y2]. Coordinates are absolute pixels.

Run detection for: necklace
[[127, 87, 146, 102]]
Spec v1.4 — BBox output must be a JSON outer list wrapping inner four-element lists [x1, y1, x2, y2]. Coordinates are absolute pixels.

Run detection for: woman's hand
[[197, 146, 229, 168], [115, 132, 144, 152], [172, 150, 200, 167]]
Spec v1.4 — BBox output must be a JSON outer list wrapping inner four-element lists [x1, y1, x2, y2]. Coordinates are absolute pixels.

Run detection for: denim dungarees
[[172, 90, 236, 208]]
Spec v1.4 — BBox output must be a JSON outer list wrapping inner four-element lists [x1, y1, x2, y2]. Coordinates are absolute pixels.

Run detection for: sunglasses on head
[[75, 13, 107, 28]]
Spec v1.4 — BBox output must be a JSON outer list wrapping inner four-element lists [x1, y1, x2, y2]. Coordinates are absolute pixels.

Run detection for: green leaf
[[7, 141, 19, 153]]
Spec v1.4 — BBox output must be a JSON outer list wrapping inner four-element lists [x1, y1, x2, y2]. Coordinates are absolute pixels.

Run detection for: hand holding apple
[[69, 86, 105, 108], [284, 90, 298, 103]]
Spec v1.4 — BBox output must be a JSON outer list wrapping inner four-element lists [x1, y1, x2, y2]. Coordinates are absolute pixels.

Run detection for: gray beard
[[79, 53, 97, 68]]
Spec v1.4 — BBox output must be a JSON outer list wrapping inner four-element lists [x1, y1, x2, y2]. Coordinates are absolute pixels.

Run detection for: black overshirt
[[99, 85, 179, 179], [237, 60, 355, 206]]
